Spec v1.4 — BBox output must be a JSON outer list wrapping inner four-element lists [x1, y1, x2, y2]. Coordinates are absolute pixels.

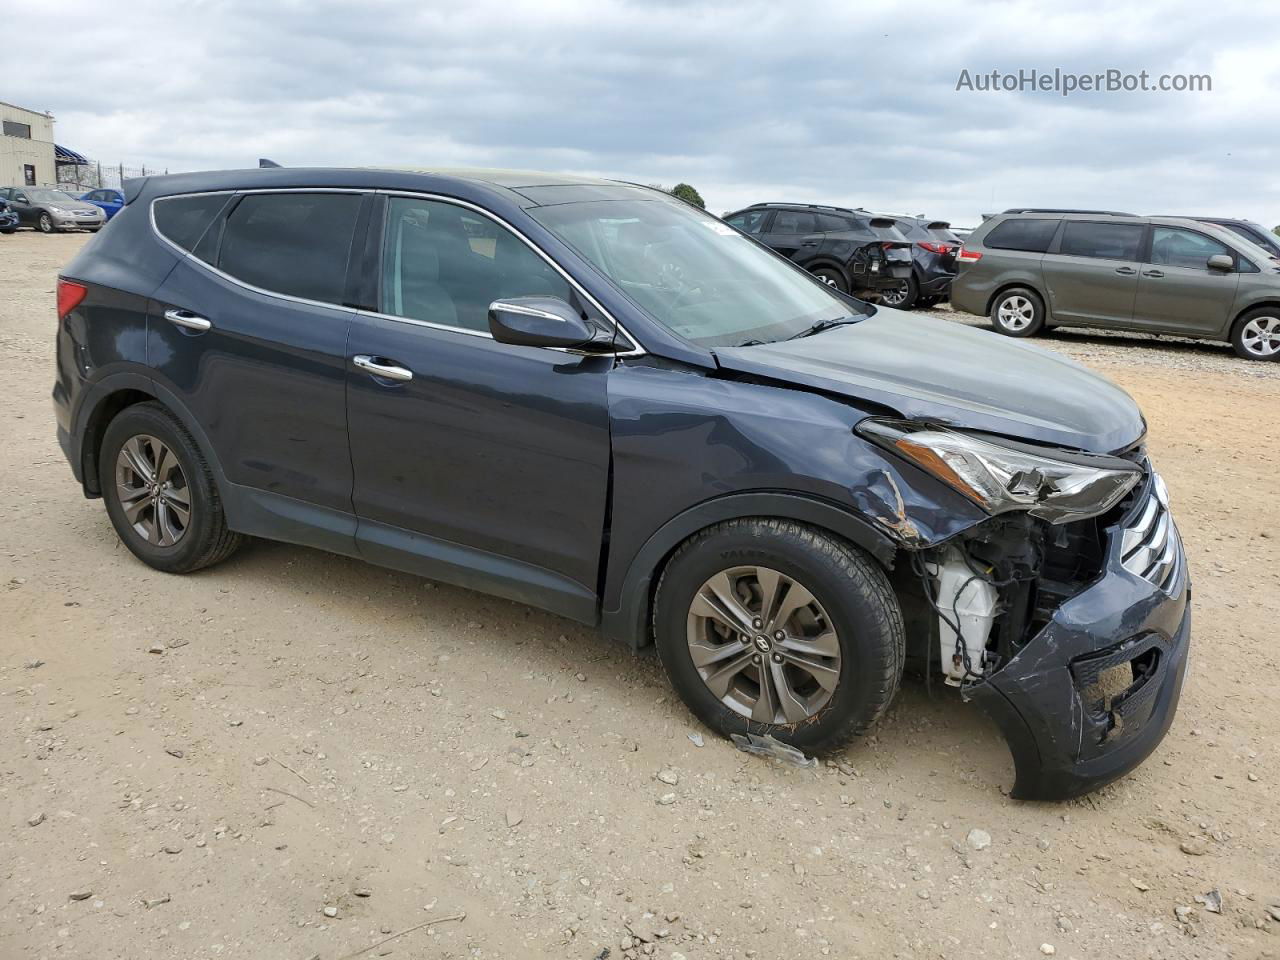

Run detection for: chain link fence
[[56, 160, 169, 192]]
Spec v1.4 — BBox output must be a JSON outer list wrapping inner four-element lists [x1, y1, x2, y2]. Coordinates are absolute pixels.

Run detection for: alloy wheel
[[1241, 315, 1280, 357], [997, 295, 1035, 330], [38, 213, 53, 233], [115, 435, 192, 547], [685, 565, 841, 724], [881, 283, 908, 306]]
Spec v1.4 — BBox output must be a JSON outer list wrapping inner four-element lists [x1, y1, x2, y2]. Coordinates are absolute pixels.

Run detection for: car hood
[[712, 309, 1145, 453]]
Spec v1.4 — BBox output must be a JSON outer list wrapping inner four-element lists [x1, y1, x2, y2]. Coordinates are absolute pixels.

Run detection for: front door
[[1132, 226, 1241, 335], [148, 190, 365, 533], [1041, 220, 1147, 326], [345, 195, 613, 622]]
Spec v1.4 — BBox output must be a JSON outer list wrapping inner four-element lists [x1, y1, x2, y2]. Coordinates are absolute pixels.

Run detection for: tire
[[1230, 308, 1280, 361], [918, 296, 941, 309], [810, 267, 847, 293], [653, 518, 904, 754], [990, 286, 1045, 337], [881, 274, 918, 310], [99, 402, 242, 573], [37, 212, 55, 234]]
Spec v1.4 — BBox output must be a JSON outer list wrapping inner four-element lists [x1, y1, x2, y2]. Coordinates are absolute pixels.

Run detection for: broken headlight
[[858, 418, 1142, 524]]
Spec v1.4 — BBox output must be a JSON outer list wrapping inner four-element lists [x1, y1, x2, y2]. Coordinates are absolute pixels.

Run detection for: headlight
[[49, 205, 66, 213], [857, 418, 1142, 524]]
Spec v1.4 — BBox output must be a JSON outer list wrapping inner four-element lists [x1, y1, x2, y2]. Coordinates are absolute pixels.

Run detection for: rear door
[[147, 190, 366, 527], [1132, 225, 1240, 335], [1041, 220, 1146, 326], [762, 209, 819, 260], [344, 194, 613, 621]]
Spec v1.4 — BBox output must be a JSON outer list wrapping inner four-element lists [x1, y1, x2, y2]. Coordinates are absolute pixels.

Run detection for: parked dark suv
[[723, 202, 913, 301], [877, 215, 960, 310], [54, 168, 1190, 799], [952, 211, 1280, 360]]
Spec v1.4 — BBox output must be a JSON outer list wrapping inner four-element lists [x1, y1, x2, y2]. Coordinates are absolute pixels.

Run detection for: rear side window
[[153, 194, 229, 252], [772, 211, 817, 234], [984, 218, 1058, 253], [816, 214, 855, 232], [1059, 221, 1144, 261], [218, 193, 362, 304]]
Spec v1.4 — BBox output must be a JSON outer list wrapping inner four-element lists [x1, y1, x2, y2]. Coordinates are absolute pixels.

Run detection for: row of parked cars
[[0, 186, 125, 234], [726, 200, 1280, 361]]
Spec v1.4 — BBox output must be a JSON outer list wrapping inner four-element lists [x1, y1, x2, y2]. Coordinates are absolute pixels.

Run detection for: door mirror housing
[[1207, 253, 1235, 272], [488, 297, 613, 351]]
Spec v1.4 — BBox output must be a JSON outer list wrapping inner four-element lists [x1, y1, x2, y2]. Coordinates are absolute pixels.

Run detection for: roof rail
[[747, 202, 867, 214], [1001, 207, 1137, 216]]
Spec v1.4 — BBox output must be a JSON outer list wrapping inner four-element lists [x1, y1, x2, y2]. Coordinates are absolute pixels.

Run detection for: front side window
[[1149, 227, 1234, 269], [725, 209, 770, 235], [381, 197, 572, 332], [984, 218, 1058, 253], [1058, 221, 1145, 261], [218, 192, 362, 304], [529, 197, 866, 348]]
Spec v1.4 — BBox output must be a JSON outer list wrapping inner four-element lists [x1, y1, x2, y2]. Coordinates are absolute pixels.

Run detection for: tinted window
[[927, 225, 960, 243], [218, 193, 362, 303], [984, 218, 1058, 253], [1059, 221, 1144, 260], [381, 197, 572, 332], [1149, 227, 1233, 269], [154, 194, 231, 253], [725, 209, 769, 234], [772, 211, 817, 234], [816, 214, 854, 232]]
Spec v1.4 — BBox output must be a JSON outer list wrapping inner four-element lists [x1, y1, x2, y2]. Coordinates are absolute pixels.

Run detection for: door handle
[[1114, 266, 1137, 275], [353, 355, 413, 382], [1142, 270, 1165, 278], [164, 308, 212, 331]]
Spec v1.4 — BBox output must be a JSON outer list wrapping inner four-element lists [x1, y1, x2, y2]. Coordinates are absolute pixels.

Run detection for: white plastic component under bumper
[[927, 546, 998, 686]]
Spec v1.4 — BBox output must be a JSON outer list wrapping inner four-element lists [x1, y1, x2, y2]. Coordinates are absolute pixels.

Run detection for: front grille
[[1119, 473, 1181, 594]]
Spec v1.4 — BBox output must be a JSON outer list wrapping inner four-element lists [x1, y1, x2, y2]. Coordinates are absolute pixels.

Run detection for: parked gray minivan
[[951, 212, 1280, 360]]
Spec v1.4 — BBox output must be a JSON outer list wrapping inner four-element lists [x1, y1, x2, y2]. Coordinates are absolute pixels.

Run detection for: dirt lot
[[2, 231, 1278, 960]]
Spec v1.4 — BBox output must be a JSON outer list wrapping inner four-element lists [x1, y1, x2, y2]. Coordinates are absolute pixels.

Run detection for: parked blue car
[[80, 188, 125, 220], [0, 196, 18, 233]]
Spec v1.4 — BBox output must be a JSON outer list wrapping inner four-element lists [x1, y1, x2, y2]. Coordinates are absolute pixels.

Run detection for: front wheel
[[653, 519, 904, 754], [37, 212, 55, 234], [99, 402, 243, 573], [1231, 309, 1280, 361], [990, 287, 1045, 337], [810, 267, 847, 293]]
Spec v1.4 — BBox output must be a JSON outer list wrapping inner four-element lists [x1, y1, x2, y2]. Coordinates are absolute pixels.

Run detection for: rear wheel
[[653, 519, 904, 754], [99, 402, 242, 573], [1231, 309, 1280, 361], [881, 275, 918, 310], [810, 267, 847, 293], [37, 212, 55, 234], [990, 287, 1045, 337]]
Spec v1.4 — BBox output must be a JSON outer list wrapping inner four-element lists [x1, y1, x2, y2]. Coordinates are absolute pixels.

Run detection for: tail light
[[57, 278, 87, 319], [957, 248, 983, 263], [918, 241, 953, 255]]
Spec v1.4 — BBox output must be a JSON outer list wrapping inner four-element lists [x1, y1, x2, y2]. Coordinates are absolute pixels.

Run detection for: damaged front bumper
[[967, 476, 1190, 801]]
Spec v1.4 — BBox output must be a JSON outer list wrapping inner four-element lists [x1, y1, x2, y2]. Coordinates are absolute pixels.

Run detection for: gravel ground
[[3, 232, 1279, 960]]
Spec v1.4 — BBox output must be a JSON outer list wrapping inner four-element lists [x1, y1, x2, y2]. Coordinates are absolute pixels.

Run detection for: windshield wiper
[[784, 316, 863, 341]]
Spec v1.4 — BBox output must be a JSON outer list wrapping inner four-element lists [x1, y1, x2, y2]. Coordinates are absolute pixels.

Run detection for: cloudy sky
[[8, 0, 1278, 228]]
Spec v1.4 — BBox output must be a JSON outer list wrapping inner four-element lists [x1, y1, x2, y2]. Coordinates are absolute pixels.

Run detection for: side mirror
[[1207, 253, 1234, 272], [488, 297, 611, 350]]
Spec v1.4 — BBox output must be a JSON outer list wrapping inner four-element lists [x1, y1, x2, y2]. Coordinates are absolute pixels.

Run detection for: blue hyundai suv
[[53, 167, 1190, 800]]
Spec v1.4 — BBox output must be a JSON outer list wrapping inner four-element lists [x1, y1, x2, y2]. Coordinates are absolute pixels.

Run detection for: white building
[[1, 100, 56, 187]]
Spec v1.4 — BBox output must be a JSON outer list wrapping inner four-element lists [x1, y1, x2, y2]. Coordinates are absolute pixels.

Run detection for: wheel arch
[[802, 257, 851, 286], [600, 491, 898, 651]]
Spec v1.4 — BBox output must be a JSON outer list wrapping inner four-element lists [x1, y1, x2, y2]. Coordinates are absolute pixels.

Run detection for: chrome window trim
[[148, 187, 645, 356]]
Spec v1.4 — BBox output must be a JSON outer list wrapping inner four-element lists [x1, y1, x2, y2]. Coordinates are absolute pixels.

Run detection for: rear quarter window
[[984, 218, 1059, 253], [153, 194, 231, 253]]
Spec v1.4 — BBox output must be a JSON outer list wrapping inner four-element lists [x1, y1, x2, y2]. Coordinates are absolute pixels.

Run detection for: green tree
[[1273, 224, 1280, 237], [670, 183, 706, 209]]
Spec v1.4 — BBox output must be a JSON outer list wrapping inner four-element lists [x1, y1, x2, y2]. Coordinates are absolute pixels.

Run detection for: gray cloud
[[8, 0, 1278, 227]]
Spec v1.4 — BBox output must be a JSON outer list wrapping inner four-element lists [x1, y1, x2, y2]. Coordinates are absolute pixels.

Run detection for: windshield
[[26, 189, 77, 202], [529, 198, 867, 347]]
